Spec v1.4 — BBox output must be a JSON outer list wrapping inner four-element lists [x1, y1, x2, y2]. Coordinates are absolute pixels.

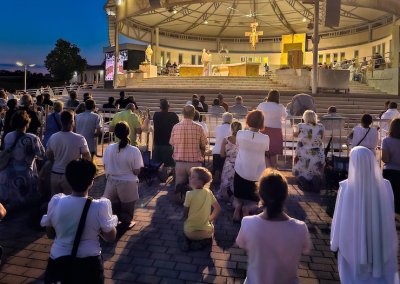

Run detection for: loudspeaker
[[322, 0, 341, 27], [123, 61, 128, 70]]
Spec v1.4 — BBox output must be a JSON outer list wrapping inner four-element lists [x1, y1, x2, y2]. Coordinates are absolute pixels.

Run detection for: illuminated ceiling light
[[204, 20, 208, 24], [302, 17, 307, 22], [116, 0, 123, 6], [173, 9, 177, 14]]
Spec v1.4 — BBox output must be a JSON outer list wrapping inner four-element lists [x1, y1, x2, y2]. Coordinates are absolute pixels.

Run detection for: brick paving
[[0, 162, 399, 284]]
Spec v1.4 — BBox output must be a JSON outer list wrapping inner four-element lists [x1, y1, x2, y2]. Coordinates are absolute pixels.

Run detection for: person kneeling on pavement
[[182, 167, 221, 251]]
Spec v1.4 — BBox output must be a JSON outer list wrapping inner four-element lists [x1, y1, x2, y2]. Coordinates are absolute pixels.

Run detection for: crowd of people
[[0, 86, 399, 283]]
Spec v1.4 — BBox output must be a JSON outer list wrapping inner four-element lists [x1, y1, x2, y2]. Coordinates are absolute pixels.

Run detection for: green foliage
[[45, 39, 87, 82]]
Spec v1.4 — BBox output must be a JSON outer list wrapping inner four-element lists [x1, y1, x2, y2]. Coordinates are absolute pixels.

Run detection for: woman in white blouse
[[103, 121, 144, 230], [257, 90, 287, 168], [233, 110, 269, 221], [348, 113, 378, 153], [41, 159, 117, 283]]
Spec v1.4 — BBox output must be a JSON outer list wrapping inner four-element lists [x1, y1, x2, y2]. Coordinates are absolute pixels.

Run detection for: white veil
[[331, 146, 398, 279]]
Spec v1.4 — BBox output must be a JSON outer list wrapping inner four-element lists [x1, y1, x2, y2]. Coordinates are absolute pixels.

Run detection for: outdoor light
[[15, 61, 35, 92], [302, 17, 307, 22], [173, 9, 178, 14], [204, 20, 208, 24]]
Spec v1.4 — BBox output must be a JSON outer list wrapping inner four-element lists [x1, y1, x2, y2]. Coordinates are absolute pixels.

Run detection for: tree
[[45, 39, 87, 82]]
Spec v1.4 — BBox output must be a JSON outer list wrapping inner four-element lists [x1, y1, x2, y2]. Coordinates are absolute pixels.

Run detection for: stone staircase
[[59, 81, 396, 127]]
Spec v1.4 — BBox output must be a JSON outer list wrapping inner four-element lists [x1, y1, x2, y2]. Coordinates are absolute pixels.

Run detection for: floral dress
[[293, 123, 325, 181], [0, 131, 45, 209], [218, 137, 239, 199]]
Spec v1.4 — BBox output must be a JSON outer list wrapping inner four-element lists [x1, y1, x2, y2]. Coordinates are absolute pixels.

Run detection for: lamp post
[[16, 61, 36, 92], [113, 0, 123, 89]]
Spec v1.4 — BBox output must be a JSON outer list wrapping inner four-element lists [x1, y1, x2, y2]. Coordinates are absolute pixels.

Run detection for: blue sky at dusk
[[0, 0, 129, 72]]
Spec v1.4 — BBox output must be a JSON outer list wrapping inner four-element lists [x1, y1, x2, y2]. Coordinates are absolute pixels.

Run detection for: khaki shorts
[[51, 173, 72, 196], [103, 178, 139, 203]]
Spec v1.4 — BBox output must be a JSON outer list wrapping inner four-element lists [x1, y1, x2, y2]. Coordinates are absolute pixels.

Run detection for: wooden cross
[[245, 22, 263, 50]]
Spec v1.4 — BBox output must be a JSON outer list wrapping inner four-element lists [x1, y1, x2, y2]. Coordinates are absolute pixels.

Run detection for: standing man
[[75, 99, 103, 159], [110, 103, 142, 146], [170, 105, 207, 199], [19, 94, 41, 135], [153, 99, 179, 170], [46, 110, 91, 195], [381, 102, 400, 137]]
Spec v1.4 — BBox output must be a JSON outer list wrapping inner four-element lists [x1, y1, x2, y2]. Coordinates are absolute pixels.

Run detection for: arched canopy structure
[[105, 0, 400, 46]]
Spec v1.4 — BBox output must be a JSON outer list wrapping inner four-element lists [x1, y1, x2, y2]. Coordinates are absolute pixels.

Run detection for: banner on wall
[[105, 50, 128, 81]]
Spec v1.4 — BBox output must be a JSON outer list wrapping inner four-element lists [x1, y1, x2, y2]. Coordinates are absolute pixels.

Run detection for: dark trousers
[[383, 169, 400, 213], [45, 255, 104, 284]]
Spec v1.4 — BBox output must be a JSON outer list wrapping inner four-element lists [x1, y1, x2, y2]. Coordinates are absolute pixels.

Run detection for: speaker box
[[322, 0, 341, 27]]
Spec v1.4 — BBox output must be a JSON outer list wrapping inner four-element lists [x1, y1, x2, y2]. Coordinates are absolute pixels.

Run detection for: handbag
[[0, 132, 24, 171], [44, 197, 104, 284]]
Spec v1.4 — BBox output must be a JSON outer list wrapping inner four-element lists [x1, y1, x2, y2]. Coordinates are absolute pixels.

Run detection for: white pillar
[[113, 6, 120, 89], [312, 0, 319, 95], [155, 27, 159, 65]]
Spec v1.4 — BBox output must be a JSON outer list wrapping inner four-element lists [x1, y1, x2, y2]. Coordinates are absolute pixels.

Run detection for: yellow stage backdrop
[[280, 34, 306, 67]]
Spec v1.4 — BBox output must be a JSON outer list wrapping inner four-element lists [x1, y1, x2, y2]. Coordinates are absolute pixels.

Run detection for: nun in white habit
[[331, 146, 399, 284]]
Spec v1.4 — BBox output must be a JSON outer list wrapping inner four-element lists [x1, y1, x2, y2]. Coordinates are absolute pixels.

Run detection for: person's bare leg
[[233, 198, 242, 221]]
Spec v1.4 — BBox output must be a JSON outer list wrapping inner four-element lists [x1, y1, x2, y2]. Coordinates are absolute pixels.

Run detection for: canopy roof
[[105, 0, 399, 43]]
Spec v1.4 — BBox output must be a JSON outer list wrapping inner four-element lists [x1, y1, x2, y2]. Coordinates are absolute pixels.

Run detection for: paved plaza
[[0, 162, 399, 284]]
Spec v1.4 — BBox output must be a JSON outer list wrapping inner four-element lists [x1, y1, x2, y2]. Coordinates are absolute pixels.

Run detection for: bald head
[[183, 105, 195, 119]]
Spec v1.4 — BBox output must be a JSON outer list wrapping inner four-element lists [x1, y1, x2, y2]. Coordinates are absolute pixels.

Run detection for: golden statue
[[245, 22, 263, 50]]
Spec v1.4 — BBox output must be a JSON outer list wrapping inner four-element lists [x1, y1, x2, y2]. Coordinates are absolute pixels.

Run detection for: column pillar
[[155, 27, 160, 65], [392, 23, 400, 95], [113, 7, 120, 89], [312, 0, 319, 95]]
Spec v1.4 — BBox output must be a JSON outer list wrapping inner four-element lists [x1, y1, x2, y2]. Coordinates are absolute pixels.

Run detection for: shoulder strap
[[356, 128, 371, 146], [71, 197, 93, 257]]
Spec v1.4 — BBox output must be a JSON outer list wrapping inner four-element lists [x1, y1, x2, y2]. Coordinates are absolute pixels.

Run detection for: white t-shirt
[[236, 215, 311, 284], [212, 123, 231, 154], [351, 126, 378, 150], [381, 109, 400, 136], [234, 130, 269, 181], [257, 102, 287, 129], [40, 194, 118, 259], [47, 131, 90, 174], [103, 143, 144, 181]]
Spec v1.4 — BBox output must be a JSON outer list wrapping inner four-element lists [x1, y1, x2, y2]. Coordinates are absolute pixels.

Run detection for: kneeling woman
[[41, 159, 118, 284], [233, 110, 269, 221], [103, 121, 144, 230], [236, 168, 311, 284]]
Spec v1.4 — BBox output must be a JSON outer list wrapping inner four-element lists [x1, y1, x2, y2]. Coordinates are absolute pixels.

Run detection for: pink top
[[236, 215, 311, 284]]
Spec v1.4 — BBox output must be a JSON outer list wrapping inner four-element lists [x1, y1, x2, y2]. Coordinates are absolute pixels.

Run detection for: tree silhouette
[[45, 39, 87, 82]]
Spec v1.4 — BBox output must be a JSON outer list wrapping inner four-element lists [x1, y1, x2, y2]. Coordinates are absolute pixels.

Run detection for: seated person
[[102, 97, 116, 109], [182, 167, 221, 251], [209, 98, 225, 115], [348, 114, 378, 153]]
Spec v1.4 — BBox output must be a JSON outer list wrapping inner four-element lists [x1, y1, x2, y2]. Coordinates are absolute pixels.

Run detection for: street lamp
[[16, 61, 36, 92]]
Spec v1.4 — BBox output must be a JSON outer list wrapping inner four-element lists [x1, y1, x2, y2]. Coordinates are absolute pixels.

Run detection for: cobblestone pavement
[[0, 164, 399, 284]]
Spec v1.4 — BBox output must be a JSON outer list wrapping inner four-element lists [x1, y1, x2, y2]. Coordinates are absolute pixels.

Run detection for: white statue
[[201, 49, 212, 76], [145, 44, 153, 64]]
